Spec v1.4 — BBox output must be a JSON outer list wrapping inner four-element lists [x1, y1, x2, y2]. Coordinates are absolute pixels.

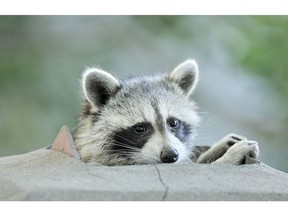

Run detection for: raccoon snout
[[160, 148, 179, 163]]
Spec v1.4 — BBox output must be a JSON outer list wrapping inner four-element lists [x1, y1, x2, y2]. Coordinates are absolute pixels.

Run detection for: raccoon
[[73, 59, 259, 166]]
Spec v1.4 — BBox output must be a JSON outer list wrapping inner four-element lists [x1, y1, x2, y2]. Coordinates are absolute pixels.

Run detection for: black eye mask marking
[[167, 117, 193, 142], [111, 122, 154, 155]]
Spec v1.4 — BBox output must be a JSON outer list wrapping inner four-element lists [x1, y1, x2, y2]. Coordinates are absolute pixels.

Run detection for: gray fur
[[73, 59, 259, 166]]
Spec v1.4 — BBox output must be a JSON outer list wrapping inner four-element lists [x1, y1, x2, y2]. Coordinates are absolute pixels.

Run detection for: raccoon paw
[[196, 134, 249, 164], [213, 140, 259, 165], [217, 133, 247, 148]]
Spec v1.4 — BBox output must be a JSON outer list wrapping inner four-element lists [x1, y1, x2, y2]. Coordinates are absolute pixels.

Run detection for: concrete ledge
[[1, 148, 288, 201], [1, 126, 288, 201]]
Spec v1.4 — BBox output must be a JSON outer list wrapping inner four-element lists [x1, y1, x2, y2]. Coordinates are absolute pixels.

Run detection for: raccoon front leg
[[196, 134, 247, 164]]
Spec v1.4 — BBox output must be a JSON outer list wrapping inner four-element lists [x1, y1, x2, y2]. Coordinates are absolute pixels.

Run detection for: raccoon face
[[75, 59, 201, 166]]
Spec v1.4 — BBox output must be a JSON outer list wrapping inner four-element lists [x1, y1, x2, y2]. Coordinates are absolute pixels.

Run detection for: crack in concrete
[[154, 164, 168, 201]]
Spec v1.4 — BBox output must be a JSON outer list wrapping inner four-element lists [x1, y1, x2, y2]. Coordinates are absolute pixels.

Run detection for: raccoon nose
[[160, 148, 179, 163]]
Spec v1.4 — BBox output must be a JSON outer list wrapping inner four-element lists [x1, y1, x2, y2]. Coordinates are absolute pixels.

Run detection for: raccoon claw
[[245, 140, 258, 146]]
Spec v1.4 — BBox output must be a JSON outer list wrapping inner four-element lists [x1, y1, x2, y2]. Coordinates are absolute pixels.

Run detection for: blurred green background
[[0, 16, 287, 172]]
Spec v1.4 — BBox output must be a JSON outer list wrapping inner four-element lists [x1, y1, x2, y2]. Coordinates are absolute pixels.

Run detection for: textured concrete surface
[[1, 147, 288, 201]]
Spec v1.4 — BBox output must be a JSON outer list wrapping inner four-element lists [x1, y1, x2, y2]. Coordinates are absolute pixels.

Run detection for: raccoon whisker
[[112, 141, 141, 151], [195, 127, 213, 143], [110, 140, 159, 164], [114, 134, 138, 146], [197, 128, 210, 137], [108, 152, 137, 158], [181, 135, 192, 143], [184, 157, 192, 162], [197, 116, 214, 133], [181, 136, 194, 147], [117, 152, 134, 156], [112, 141, 138, 148], [135, 152, 160, 163], [107, 148, 140, 154], [106, 147, 140, 154], [105, 151, 136, 155], [190, 147, 202, 155], [136, 133, 146, 141]]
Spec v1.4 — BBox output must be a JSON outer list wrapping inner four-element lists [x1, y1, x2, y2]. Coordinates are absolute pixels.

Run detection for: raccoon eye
[[169, 118, 180, 128], [133, 124, 147, 134]]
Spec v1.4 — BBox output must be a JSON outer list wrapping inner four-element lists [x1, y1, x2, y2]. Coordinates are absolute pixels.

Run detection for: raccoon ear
[[168, 59, 199, 96], [82, 67, 121, 108]]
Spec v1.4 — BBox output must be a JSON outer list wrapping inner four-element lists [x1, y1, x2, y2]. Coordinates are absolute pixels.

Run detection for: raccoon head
[[74, 59, 201, 166]]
